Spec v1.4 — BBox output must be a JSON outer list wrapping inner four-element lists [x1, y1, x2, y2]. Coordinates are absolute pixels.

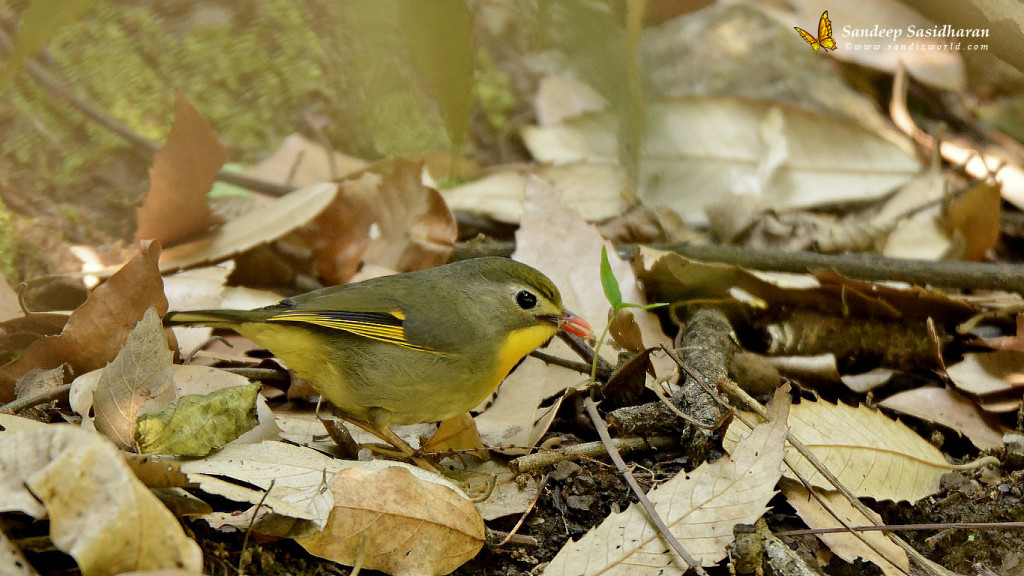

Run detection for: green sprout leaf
[[600, 245, 623, 310]]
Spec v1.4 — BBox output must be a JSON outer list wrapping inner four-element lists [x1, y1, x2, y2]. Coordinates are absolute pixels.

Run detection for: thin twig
[[510, 435, 677, 474], [495, 474, 548, 547], [0, 384, 70, 414], [239, 478, 275, 575], [583, 397, 709, 576], [778, 521, 1024, 537]]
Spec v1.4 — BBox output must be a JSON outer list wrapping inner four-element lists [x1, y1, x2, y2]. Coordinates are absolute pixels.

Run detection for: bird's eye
[[516, 290, 538, 310]]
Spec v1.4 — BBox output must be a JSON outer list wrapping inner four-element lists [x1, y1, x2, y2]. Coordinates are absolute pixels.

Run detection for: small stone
[[549, 460, 582, 482]]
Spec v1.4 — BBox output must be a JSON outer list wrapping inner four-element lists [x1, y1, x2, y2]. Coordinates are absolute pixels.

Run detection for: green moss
[[475, 49, 516, 133]]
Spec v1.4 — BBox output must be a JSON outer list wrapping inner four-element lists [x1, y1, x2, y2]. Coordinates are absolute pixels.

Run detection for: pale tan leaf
[[441, 162, 628, 224], [0, 527, 36, 576], [878, 387, 1009, 450], [421, 413, 486, 455], [782, 482, 909, 576], [0, 426, 202, 576], [0, 274, 18, 322], [535, 75, 607, 126], [522, 99, 920, 225], [544, 387, 790, 575], [244, 133, 368, 187], [295, 466, 485, 576], [136, 91, 225, 245], [724, 399, 953, 502], [163, 262, 233, 354], [93, 307, 173, 450], [946, 351, 1024, 396], [157, 182, 337, 272]]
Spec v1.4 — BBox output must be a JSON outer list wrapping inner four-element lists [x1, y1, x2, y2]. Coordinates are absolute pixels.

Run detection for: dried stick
[[583, 397, 709, 576], [510, 435, 677, 474]]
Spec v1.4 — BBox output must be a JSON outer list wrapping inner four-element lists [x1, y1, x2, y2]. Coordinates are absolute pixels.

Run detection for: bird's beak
[[550, 310, 595, 340]]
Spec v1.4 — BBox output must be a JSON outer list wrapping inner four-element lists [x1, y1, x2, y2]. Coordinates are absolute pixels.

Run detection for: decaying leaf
[[92, 307, 173, 450], [544, 386, 789, 575], [782, 482, 909, 576], [301, 159, 456, 285], [724, 399, 953, 502], [0, 425, 202, 576], [296, 466, 485, 576], [136, 91, 226, 245], [878, 387, 1009, 450], [136, 383, 261, 456], [0, 241, 166, 402], [157, 182, 337, 272]]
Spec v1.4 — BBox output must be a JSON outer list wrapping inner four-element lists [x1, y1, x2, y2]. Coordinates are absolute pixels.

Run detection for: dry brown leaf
[[782, 482, 909, 576], [945, 351, 1024, 396], [544, 386, 790, 575], [92, 307, 173, 450], [244, 133, 369, 187], [301, 159, 456, 285], [136, 91, 225, 245], [421, 413, 487, 456], [878, 387, 1008, 450], [945, 180, 1002, 260], [724, 399, 953, 502], [296, 466, 485, 576], [0, 425, 202, 576], [157, 182, 337, 272], [0, 241, 166, 402]]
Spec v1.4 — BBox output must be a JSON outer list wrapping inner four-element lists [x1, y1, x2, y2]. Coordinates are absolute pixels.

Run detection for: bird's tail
[[163, 309, 272, 328]]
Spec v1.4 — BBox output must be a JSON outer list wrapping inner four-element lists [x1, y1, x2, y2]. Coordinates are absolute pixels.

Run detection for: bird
[[164, 257, 594, 463]]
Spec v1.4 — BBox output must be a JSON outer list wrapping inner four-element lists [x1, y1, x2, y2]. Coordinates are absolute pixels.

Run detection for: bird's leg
[[324, 405, 440, 473]]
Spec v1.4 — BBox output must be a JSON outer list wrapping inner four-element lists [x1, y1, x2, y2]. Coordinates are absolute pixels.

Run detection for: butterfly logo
[[794, 10, 837, 53]]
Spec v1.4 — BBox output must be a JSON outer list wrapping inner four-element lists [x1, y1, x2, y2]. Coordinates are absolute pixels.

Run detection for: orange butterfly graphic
[[794, 10, 837, 53]]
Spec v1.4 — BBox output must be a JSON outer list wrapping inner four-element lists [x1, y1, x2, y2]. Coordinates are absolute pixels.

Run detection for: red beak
[[556, 311, 595, 340]]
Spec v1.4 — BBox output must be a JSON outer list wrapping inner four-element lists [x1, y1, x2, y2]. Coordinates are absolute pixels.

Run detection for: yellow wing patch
[[795, 10, 836, 53], [266, 309, 440, 353]]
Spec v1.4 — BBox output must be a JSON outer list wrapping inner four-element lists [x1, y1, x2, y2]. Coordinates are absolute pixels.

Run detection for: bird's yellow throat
[[494, 324, 559, 381]]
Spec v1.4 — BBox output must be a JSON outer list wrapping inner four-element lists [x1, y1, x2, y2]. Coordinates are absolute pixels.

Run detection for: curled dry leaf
[[724, 399, 953, 502], [157, 182, 337, 272], [544, 386, 790, 575], [944, 180, 1002, 261], [0, 241, 166, 402], [0, 426, 202, 576], [92, 307, 173, 450], [136, 91, 225, 245], [878, 387, 1009, 450], [301, 159, 456, 285], [296, 466, 485, 576], [782, 482, 909, 576]]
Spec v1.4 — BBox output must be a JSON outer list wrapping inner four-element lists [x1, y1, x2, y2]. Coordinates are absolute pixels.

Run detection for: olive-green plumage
[[164, 258, 591, 432]]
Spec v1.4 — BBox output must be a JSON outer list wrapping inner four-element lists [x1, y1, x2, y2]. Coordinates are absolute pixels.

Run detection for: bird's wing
[[266, 308, 441, 353]]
